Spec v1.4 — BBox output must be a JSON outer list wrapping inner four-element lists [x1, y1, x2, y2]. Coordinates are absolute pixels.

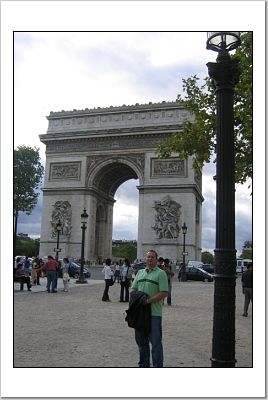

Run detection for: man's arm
[[146, 291, 168, 304]]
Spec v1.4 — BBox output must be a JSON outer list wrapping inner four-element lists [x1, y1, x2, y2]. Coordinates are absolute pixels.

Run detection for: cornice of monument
[[47, 100, 184, 118], [44, 100, 193, 136]]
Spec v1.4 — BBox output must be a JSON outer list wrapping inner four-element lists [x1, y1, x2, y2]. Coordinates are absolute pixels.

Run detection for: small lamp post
[[206, 32, 241, 367], [181, 222, 188, 282], [76, 208, 88, 284], [54, 220, 62, 261]]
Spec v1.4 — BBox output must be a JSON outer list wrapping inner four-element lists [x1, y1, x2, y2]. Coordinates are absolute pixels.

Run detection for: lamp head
[[182, 222, 188, 235], [81, 208, 88, 225], [206, 32, 241, 53], [56, 220, 62, 232]]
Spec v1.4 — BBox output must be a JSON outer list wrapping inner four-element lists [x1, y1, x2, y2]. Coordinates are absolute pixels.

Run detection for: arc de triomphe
[[39, 101, 203, 263]]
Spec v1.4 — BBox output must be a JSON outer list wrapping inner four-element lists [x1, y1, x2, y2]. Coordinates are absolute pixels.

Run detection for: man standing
[[131, 250, 168, 367], [42, 255, 59, 293], [241, 262, 253, 317]]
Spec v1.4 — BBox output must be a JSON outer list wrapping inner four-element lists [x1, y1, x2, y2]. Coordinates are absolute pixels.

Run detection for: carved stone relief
[[49, 162, 81, 180], [51, 201, 72, 238], [152, 195, 181, 239], [151, 158, 186, 177]]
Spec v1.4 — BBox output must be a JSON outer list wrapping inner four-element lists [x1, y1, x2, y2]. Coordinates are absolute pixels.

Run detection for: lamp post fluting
[[76, 208, 88, 284], [54, 220, 62, 261], [206, 32, 241, 367], [181, 222, 187, 282]]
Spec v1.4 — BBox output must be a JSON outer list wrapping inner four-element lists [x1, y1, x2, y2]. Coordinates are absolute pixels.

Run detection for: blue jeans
[[46, 270, 57, 292], [135, 316, 163, 367]]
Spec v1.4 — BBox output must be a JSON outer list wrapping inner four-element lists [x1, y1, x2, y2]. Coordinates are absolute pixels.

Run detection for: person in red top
[[43, 255, 59, 293]]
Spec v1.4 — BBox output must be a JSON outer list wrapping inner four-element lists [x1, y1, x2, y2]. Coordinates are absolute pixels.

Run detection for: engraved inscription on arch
[[49, 162, 81, 180], [151, 158, 186, 178]]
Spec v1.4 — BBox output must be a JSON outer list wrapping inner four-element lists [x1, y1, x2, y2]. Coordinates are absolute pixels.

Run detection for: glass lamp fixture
[[206, 32, 241, 52], [182, 222, 187, 235], [81, 208, 88, 225]]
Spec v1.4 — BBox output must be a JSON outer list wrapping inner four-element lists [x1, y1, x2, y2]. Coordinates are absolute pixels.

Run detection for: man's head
[[164, 258, 170, 265], [146, 250, 158, 270], [157, 257, 164, 267], [247, 262, 253, 269]]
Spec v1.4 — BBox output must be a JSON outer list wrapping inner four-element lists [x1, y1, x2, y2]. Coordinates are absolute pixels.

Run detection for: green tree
[[239, 239, 252, 259], [14, 146, 44, 251], [112, 243, 137, 262], [157, 32, 252, 186], [15, 237, 40, 257], [201, 251, 214, 264]]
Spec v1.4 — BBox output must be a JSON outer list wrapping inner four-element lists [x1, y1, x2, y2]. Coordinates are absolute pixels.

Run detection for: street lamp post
[[206, 32, 241, 367], [76, 208, 88, 284], [54, 220, 62, 261], [181, 222, 187, 282]]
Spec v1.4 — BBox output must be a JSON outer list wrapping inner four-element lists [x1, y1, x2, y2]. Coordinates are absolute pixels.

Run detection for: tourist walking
[[241, 262, 253, 317], [131, 250, 168, 367], [102, 258, 114, 302], [42, 255, 59, 293], [61, 257, 70, 292], [119, 259, 133, 303]]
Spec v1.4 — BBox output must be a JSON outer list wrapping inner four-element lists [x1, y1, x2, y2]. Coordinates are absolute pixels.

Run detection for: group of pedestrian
[[101, 258, 134, 302], [14, 255, 73, 293]]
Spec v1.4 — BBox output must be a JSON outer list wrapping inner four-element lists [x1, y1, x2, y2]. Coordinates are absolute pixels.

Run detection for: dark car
[[58, 262, 91, 279], [183, 266, 213, 282], [201, 264, 215, 274]]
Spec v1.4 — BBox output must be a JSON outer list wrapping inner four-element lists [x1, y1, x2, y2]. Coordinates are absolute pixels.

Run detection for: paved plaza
[[14, 275, 252, 368]]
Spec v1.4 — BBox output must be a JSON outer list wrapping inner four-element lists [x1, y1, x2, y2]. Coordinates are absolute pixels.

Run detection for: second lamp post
[[181, 222, 188, 282], [76, 208, 88, 284]]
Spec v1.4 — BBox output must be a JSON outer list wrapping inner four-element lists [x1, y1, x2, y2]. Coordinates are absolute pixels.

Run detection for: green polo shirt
[[131, 266, 168, 316]]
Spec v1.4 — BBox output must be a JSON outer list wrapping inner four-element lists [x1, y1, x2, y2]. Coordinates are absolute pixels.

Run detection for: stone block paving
[[14, 278, 252, 368]]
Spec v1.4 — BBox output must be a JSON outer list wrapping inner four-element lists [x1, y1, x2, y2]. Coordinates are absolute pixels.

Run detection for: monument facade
[[39, 101, 203, 263]]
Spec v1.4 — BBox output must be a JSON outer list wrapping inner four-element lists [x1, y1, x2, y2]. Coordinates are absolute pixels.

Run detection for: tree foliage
[[15, 237, 40, 257], [201, 251, 214, 264], [157, 32, 252, 186], [112, 243, 137, 262], [14, 146, 44, 216]]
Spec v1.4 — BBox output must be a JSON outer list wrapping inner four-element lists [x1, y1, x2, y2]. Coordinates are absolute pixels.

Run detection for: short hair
[[147, 250, 158, 259], [106, 258, 112, 266], [164, 258, 170, 264], [158, 257, 164, 262], [48, 255, 54, 259]]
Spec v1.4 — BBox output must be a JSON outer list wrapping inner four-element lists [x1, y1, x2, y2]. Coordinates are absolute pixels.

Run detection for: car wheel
[[73, 273, 79, 279], [204, 278, 209, 282]]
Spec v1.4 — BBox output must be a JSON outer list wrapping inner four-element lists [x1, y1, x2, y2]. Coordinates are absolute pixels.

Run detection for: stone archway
[[39, 101, 203, 263]]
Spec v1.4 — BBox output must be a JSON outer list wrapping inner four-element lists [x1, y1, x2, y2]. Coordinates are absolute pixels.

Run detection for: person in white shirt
[[102, 258, 114, 301]]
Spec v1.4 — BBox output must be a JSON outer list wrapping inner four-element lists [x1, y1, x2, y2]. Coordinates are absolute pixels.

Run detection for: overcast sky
[[13, 30, 253, 255]]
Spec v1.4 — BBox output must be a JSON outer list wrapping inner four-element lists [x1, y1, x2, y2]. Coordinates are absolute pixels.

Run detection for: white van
[[236, 259, 252, 273]]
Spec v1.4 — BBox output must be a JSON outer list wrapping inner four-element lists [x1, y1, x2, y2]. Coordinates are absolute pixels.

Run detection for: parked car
[[58, 261, 91, 279], [182, 266, 213, 282], [201, 264, 215, 274]]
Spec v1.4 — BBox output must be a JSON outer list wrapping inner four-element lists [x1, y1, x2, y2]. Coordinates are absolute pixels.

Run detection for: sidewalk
[[14, 278, 252, 368]]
